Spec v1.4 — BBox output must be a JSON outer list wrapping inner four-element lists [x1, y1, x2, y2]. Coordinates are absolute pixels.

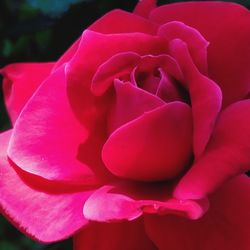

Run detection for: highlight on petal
[[158, 21, 209, 75], [134, 0, 157, 18], [146, 175, 250, 250], [74, 218, 157, 250], [149, 1, 250, 107], [175, 100, 250, 200], [8, 65, 100, 186], [1, 62, 54, 123], [169, 39, 222, 158], [0, 130, 92, 243], [83, 182, 209, 222], [103, 102, 193, 182]]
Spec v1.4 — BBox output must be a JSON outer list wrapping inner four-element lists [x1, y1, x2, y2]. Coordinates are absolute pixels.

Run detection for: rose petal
[[91, 52, 141, 96], [158, 21, 209, 75], [1, 63, 54, 123], [169, 39, 222, 158], [134, 0, 157, 18], [149, 1, 250, 107], [74, 219, 157, 250], [102, 102, 193, 181], [8, 65, 101, 186], [66, 30, 167, 126], [145, 175, 250, 250], [83, 181, 208, 222], [108, 79, 164, 132], [175, 100, 250, 200], [0, 130, 92, 243], [90, 9, 157, 35]]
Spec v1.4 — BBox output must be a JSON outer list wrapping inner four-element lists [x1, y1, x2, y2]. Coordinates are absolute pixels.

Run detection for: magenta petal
[[158, 21, 209, 75], [149, 1, 250, 107], [175, 100, 250, 200], [0, 130, 92, 243], [108, 80, 164, 132], [74, 218, 157, 250], [8, 65, 99, 186], [1, 63, 54, 123], [91, 52, 141, 96], [90, 9, 157, 35], [103, 102, 193, 181], [133, 0, 157, 18], [169, 39, 222, 158], [83, 182, 208, 222], [145, 175, 250, 250]]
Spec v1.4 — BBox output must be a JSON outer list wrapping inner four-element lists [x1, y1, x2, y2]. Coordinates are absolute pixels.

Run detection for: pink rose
[[1, 1, 250, 249]]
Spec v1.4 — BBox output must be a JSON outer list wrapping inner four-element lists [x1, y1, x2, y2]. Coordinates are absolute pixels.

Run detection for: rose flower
[[1, 1, 250, 249]]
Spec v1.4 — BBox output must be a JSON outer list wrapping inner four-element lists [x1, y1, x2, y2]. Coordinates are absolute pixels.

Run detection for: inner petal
[[102, 102, 193, 182]]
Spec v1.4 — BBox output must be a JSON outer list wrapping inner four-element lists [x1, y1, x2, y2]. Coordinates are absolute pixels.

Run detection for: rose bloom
[[1, 0, 250, 249]]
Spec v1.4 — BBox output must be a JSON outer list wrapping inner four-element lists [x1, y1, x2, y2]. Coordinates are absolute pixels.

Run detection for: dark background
[[0, 0, 249, 249]]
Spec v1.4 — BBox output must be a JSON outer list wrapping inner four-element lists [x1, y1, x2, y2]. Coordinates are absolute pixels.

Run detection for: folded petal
[[169, 39, 222, 158], [74, 219, 157, 250], [175, 100, 250, 200], [91, 52, 141, 96], [102, 102, 193, 181], [149, 1, 250, 107], [8, 65, 100, 186], [145, 175, 250, 250], [108, 80, 164, 132], [158, 21, 209, 75], [0, 130, 92, 243], [83, 181, 208, 222], [1, 63, 54, 123]]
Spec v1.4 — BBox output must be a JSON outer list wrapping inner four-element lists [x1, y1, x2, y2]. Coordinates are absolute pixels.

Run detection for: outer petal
[[149, 1, 250, 107], [102, 102, 193, 181], [175, 100, 250, 200], [8, 65, 101, 186], [52, 8, 158, 71], [83, 181, 208, 222], [145, 175, 250, 250], [169, 39, 222, 158], [134, 0, 157, 18], [0, 130, 92, 243], [74, 219, 157, 250], [1, 63, 54, 123], [89, 9, 157, 35], [158, 21, 209, 75]]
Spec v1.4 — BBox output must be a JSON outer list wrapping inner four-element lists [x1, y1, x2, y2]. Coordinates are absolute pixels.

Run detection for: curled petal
[[158, 21, 209, 75], [83, 182, 208, 222], [91, 52, 141, 96], [146, 175, 250, 250], [175, 100, 250, 200], [0, 130, 92, 243], [169, 39, 222, 158], [149, 1, 250, 107]]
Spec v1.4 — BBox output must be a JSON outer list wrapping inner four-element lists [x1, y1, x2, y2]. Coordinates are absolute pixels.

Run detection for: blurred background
[[0, 0, 250, 249]]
